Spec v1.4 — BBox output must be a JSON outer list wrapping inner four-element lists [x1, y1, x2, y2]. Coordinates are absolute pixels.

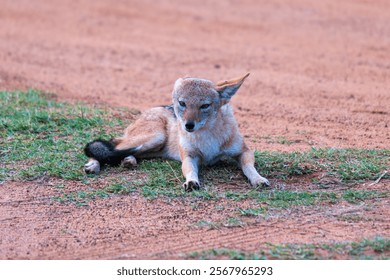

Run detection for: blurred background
[[1, 0, 389, 150]]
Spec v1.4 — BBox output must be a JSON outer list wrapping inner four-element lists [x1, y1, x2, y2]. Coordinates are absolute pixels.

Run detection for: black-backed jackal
[[84, 73, 270, 191]]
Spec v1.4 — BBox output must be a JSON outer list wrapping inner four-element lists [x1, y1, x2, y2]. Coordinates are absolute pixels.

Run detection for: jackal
[[84, 73, 270, 191]]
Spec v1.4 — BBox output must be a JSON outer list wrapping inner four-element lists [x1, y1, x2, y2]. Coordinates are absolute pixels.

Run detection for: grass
[[192, 216, 247, 230], [237, 207, 265, 216], [0, 89, 124, 181], [0, 90, 389, 205], [187, 248, 264, 260], [262, 135, 299, 145], [255, 148, 389, 181], [224, 189, 388, 207], [1, 90, 388, 260], [53, 179, 137, 206], [187, 236, 390, 260]]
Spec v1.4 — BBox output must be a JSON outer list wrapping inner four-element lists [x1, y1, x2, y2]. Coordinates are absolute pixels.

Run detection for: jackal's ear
[[174, 78, 184, 91], [215, 73, 250, 103]]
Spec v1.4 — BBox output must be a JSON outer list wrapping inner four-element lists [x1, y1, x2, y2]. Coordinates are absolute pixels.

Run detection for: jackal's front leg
[[181, 156, 200, 191], [238, 148, 270, 188]]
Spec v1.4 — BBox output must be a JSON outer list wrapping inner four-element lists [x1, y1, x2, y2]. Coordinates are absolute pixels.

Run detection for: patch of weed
[[224, 190, 339, 207], [349, 236, 390, 256], [192, 216, 246, 230], [225, 189, 387, 208], [187, 237, 390, 260], [1, 90, 388, 204], [342, 190, 388, 204], [53, 179, 136, 205], [187, 248, 265, 260], [267, 243, 317, 260], [192, 220, 221, 230], [255, 148, 389, 182], [237, 207, 264, 216], [0, 90, 123, 181]]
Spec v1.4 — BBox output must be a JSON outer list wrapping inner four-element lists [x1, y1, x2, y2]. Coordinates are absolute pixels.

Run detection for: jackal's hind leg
[[84, 158, 100, 174], [109, 137, 139, 167], [116, 130, 166, 155], [122, 155, 137, 168], [84, 116, 168, 174]]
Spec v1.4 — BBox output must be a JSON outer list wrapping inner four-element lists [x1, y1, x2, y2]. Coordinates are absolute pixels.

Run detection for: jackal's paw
[[84, 159, 100, 174], [251, 176, 271, 188], [122, 155, 137, 168], [183, 180, 200, 192]]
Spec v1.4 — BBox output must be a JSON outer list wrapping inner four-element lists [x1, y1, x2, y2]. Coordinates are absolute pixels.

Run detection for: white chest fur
[[180, 129, 243, 165]]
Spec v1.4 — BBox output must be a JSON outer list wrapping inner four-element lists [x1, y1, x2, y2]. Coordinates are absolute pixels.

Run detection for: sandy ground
[[0, 0, 389, 259], [1, 179, 389, 259]]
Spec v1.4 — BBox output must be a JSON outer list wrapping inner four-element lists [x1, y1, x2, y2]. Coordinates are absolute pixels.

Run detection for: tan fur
[[216, 72, 250, 88], [85, 73, 270, 190]]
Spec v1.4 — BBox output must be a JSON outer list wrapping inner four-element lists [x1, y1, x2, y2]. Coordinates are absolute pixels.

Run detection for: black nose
[[185, 122, 195, 131]]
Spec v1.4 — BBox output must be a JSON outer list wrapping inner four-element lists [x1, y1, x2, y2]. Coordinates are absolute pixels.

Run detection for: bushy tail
[[84, 139, 139, 166]]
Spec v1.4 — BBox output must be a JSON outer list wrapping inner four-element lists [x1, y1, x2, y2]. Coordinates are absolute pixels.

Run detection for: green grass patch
[[53, 179, 136, 206], [0, 90, 124, 181], [237, 207, 265, 216], [262, 135, 300, 145], [1, 90, 388, 204], [255, 148, 389, 181], [187, 248, 265, 260], [226, 189, 388, 208], [342, 189, 388, 204], [187, 236, 390, 260], [192, 216, 247, 230]]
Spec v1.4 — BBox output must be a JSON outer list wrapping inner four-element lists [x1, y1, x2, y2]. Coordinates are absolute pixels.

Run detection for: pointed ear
[[215, 73, 250, 102], [174, 78, 184, 91]]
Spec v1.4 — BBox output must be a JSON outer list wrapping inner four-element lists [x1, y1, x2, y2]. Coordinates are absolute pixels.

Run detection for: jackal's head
[[172, 73, 250, 133]]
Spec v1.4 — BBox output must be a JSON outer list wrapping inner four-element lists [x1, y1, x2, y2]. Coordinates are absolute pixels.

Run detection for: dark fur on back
[[84, 139, 138, 166]]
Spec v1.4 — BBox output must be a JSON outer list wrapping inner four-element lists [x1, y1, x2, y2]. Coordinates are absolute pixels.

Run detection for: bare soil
[[1, 179, 389, 259], [0, 0, 389, 259]]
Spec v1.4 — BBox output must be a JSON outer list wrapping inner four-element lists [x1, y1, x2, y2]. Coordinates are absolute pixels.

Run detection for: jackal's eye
[[179, 101, 186, 107], [200, 103, 211, 109]]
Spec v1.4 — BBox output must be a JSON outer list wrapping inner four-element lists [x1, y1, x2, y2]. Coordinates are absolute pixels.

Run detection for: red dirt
[[1, 180, 389, 259], [0, 0, 389, 259]]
